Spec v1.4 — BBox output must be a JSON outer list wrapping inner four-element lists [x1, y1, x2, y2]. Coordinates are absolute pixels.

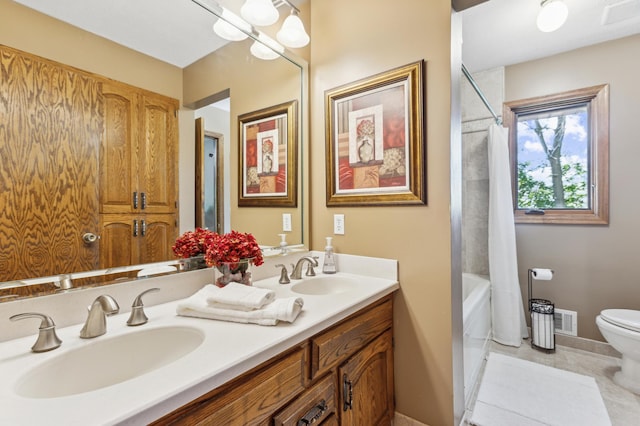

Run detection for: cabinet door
[[339, 330, 394, 426], [138, 93, 178, 214], [101, 81, 138, 214], [99, 214, 139, 268], [138, 214, 177, 264]]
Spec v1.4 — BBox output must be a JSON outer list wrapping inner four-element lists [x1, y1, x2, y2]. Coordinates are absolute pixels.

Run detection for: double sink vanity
[[0, 252, 398, 425]]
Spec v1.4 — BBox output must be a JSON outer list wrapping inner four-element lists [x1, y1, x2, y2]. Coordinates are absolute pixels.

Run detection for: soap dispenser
[[322, 237, 337, 274], [278, 233, 288, 254]]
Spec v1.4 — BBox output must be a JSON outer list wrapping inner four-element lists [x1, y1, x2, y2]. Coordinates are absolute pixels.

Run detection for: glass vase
[[215, 258, 254, 287]]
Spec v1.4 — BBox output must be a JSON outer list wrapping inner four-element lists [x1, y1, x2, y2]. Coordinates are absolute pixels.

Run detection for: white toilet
[[596, 309, 640, 394]]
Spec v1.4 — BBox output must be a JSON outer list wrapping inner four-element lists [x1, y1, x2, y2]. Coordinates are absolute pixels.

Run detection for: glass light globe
[[276, 12, 310, 48], [537, 0, 569, 33], [241, 0, 279, 27]]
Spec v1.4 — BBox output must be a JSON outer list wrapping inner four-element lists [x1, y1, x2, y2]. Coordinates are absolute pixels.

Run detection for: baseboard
[[555, 333, 621, 358], [394, 412, 429, 426]]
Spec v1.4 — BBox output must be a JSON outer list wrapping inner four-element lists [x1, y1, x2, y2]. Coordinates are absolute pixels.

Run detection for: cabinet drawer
[[273, 374, 336, 426], [310, 296, 392, 379], [153, 346, 307, 425]]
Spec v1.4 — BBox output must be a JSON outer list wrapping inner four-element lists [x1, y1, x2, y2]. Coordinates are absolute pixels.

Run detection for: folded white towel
[[176, 285, 304, 326], [205, 282, 275, 311]]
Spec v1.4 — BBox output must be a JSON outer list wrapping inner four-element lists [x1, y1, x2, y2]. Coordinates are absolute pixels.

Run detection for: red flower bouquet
[[172, 228, 217, 259], [204, 230, 264, 268], [205, 231, 264, 287]]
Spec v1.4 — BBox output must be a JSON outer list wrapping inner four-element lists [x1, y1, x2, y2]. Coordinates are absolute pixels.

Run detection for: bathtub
[[462, 273, 491, 407]]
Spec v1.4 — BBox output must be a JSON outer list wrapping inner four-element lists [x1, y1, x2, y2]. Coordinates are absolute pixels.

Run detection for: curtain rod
[[461, 63, 502, 126]]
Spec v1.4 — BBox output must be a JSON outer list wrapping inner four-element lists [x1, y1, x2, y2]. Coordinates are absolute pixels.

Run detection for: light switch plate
[[282, 213, 292, 232], [334, 214, 345, 235]]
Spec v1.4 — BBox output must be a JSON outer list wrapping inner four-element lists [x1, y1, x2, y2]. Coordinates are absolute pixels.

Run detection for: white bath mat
[[469, 352, 611, 426]]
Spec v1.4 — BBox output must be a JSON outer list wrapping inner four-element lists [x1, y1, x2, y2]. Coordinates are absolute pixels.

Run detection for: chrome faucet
[[290, 256, 319, 280], [80, 295, 120, 338]]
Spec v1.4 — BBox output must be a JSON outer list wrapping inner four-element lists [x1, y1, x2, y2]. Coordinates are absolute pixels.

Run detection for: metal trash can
[[530, 298, 555, 351]]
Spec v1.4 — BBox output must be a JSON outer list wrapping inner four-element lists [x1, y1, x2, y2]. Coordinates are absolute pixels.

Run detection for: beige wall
[[310, 1, 455, 424], [505, 34, 640, 341], [183, 40, 304, 247]]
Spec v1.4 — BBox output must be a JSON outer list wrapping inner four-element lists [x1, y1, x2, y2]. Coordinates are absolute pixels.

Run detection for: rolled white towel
[[205, 282, 275, 311], [176, 286, 303, 326]]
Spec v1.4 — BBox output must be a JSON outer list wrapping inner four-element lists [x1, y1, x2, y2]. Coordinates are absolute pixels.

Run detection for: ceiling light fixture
[[537, 0, 569, 33], [276, 9, 310, 48], [241, 0, 279, 27], [250, 33, 285, 60], [213, 10, 251, 41], [210, 0, 309, 60]]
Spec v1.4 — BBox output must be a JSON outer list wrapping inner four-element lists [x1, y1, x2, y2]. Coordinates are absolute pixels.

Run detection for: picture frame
[[325, 60, 426, 206], [238, 100, 298, 207]]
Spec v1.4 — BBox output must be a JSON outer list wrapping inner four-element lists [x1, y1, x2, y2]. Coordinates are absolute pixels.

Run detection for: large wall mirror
[[0, 0, 308, 300]]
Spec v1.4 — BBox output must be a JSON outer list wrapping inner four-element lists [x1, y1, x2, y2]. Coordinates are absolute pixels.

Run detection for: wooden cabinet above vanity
[[150, 295, 394, 426]]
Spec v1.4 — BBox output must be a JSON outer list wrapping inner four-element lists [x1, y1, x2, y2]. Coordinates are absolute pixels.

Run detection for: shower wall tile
[[462, 179, 490, 276], [461, 66, 504, 277], [462, 131, 489, 181], [461, 67, 505, 123]]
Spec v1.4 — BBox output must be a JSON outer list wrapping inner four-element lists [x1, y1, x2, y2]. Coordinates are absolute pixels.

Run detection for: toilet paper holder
[[528, 268, 556, 353]]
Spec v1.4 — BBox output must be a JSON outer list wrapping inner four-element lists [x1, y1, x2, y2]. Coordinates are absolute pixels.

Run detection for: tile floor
[[466, 341, 640, 426]]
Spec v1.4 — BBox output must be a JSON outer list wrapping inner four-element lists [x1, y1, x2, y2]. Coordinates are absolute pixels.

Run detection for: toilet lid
[[601, 309, 640, 332]]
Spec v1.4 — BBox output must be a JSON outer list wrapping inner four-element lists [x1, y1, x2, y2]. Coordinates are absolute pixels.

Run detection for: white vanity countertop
[[0, 262, 398, 425]]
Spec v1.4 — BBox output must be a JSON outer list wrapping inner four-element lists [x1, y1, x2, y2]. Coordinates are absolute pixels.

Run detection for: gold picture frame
[[325, 60, 426, 206], [238, 100, 298, 207]]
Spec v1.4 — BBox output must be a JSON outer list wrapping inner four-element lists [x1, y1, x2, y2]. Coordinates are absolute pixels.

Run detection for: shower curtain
[[488, 124, 528, 346]]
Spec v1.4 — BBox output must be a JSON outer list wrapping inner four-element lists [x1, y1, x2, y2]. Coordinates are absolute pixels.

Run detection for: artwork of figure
[[262, 139, 274, 173]]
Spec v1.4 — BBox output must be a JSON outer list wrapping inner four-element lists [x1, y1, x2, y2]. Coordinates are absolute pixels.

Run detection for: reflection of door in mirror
[[195, 98, 231, 235], [0, 45, 101, 282], [195, 117, 224, 234]]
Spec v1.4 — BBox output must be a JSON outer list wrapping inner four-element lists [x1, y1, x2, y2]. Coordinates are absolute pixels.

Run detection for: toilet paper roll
[[531, 268, 554, 280]]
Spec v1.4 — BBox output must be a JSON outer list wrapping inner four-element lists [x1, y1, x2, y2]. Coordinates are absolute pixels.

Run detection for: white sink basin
[[291, 276, 360, 295], [14, 326, 204, 398]]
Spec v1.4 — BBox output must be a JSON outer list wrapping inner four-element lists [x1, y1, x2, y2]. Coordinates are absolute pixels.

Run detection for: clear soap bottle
[[322, 237, 337, 274]]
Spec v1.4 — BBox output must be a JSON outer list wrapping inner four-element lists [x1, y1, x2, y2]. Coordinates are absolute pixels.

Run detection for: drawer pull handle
[[133, 219, 139, 237], [343, 374, 353, 411], [297, 399, 327, 425], [141, 192, 147, 210], [133, 191, 139, 209]]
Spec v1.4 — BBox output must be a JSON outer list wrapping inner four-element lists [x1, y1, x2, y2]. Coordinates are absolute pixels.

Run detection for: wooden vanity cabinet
[[151, 295, 394, 426]]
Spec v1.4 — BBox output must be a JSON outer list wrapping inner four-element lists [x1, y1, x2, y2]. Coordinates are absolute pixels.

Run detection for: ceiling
[[461, 0, 640, 72], [13, 0, 294, 68], [14, 0, 640, 71]]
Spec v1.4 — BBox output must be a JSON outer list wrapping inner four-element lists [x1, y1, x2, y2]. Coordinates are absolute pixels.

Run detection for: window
[[503, 84, 609, 224]]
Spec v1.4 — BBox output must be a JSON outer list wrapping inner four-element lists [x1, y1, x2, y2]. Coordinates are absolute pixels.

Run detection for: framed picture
[[238, 100, 298, 207], [325, 60, 426, 206]]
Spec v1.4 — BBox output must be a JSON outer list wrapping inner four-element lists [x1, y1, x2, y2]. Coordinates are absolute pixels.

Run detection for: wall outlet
[[334, 214, 345, 235], [282, 213, 292, 232]]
